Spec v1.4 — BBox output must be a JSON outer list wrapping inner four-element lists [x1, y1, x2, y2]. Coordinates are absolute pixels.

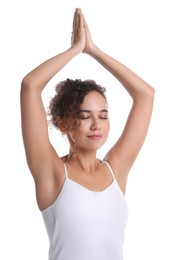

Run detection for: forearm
[[88, 46, 154, 100], [21, 45, 82, 92]]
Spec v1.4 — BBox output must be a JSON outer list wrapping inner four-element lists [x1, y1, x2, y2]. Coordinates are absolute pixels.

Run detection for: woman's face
[[69, 91, 110, 152]]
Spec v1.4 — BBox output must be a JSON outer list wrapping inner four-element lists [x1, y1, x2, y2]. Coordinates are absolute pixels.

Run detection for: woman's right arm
[[21, 48, 80, 173], [21, 9, 85, 183]]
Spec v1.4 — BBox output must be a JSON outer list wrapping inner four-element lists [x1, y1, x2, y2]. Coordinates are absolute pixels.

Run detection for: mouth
[[87, 134, 102, 141]]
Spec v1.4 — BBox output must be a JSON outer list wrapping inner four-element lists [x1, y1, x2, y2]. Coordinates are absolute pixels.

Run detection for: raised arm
[[83, 13, 155, 191], [20, 9, 85, 184]]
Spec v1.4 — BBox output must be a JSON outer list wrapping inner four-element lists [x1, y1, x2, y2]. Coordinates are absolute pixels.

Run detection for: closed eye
[[80, 116, 90, 119], [99, 111, 108, 119], [78, 109, 108, 120], [99, 116, 108, 119], [79, 112, 91, 120]]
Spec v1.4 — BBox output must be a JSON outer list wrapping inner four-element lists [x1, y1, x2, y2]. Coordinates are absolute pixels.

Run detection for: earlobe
[[60, 126, 66, 133]]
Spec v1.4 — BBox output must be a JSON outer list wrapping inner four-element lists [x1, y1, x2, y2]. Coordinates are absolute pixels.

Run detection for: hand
[[71, 8, 85, 51], [82, 12, 96, 54]]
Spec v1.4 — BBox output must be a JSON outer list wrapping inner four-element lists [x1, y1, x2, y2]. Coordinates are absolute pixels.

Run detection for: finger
[[75, 9, 80, 31], [72, 10, 76, 31], [79, 12, 84, 28], [82, 13, 88, 28]]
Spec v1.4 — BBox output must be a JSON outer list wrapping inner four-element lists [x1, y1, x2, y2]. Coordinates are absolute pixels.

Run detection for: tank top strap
[[64, 163, 68, 179], [103, 161, 115, 180]]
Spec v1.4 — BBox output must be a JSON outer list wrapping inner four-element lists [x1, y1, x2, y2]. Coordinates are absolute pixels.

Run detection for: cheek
[[104, 120, 110, 133], [77, 121, 90, 133], [108, 122, 110, 132], [73, 122, 91, 143], [72, 126, 86, 141]]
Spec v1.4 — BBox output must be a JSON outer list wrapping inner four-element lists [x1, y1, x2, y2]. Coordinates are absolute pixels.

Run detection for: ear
[[59, 125, 66, 133]]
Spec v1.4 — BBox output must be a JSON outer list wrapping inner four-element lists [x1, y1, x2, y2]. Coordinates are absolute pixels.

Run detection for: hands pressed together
[[71, 8, 95, 54]]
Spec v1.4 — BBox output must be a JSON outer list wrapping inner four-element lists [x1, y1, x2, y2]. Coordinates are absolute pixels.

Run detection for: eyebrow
[[78, 109, 108, 113]]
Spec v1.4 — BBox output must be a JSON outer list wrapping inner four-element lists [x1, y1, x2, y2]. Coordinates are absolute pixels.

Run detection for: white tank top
[[42, 161, 128, 260]]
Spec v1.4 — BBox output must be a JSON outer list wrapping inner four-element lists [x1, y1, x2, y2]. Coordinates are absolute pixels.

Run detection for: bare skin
[[20, 8, 155, 211]]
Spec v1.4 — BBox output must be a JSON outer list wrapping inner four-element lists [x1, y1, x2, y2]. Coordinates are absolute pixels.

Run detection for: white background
[[0, 0, 171, 259]]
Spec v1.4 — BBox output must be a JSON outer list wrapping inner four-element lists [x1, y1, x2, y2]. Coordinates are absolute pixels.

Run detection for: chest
[[64, 162, 114, 192], [54, 179, 128, 227]]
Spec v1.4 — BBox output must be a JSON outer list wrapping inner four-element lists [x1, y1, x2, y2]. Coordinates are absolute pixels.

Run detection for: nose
[[90, 118, 101, 131]]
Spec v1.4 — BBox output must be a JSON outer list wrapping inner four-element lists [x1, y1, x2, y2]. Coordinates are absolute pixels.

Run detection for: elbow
[[21, 73, 45, 93], [143, 84, 155, 107], [20, 75, 38, 98], [132, 84, 155, 105], [148, 84, 155, 98], [20, 77, 28, 96], [21, 75, 32, 89], [148, 85, 155, 105], [143, 85, 155, 105], [140, 83, 155, 101], [21, 74, 41, 93]]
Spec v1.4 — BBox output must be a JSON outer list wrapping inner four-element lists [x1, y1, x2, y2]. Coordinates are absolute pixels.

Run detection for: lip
[[87, 134, 102, 140]]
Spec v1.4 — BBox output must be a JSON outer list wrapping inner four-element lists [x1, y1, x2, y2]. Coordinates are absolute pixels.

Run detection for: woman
[[20, 8, 155, 260]]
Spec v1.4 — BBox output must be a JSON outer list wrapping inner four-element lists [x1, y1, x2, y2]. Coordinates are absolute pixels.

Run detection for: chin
[[86, 141, 106, 151]]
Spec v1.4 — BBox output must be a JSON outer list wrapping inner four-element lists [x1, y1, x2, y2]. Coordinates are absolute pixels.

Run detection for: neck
[[67, 149, 100, 174]]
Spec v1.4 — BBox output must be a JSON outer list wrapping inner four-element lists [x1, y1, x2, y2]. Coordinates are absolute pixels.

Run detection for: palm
[[71, 8, 85, 51], [82, 14, 95, 54]]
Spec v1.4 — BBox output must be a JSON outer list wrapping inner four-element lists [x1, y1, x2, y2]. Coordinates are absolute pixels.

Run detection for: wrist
[[71, 42, 85, 54], [85, 45, 101, 57]]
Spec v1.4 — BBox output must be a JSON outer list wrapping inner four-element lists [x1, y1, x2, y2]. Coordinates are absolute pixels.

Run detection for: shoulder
[[103, 158, 127, 195]]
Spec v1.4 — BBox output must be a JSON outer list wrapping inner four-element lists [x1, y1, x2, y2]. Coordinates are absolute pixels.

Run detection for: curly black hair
[[49, 78, 107, 132]]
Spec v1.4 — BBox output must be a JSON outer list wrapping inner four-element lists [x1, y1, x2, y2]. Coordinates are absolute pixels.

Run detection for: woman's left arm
[[83, 14, 155, 187]]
